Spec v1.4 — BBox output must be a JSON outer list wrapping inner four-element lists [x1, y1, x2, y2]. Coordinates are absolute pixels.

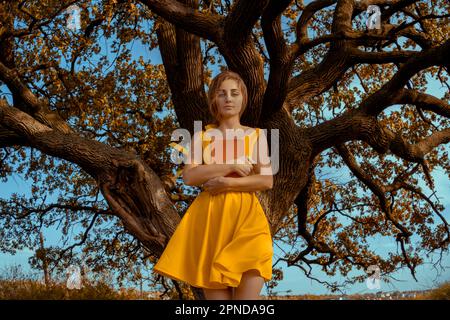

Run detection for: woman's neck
[[217, 119, 244, 131]]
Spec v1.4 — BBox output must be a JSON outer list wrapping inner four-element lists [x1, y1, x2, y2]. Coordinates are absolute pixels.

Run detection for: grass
[[0, 278, 146, 300], [414, 281, 450, 300], [0, 264, 448, 300]]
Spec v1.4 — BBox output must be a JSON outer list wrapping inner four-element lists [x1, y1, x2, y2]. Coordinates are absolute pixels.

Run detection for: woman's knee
[[234, 270, 265, 300], [203, 287, 232, 300], [241, 269, 264, 283], [243, 269, 261, 277]]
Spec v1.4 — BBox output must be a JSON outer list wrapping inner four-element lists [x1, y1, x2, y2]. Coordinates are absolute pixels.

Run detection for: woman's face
[[215, 79, 243, 120]]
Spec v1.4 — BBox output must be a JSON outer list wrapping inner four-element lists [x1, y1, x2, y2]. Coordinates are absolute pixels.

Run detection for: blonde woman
[[154, 70, 274, 300]]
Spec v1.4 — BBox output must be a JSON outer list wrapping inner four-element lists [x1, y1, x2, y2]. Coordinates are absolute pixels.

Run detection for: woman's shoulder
[[202, 124, 260, 142], [204, 123, 258, 131], [242, 126, 261, 136]]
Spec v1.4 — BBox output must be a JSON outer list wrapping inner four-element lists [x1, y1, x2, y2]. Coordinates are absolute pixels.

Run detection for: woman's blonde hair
[[207, 70, 248, 125]]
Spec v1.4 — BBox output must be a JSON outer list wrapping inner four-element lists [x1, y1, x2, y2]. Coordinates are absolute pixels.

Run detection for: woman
[[153, 70, 274, 300]]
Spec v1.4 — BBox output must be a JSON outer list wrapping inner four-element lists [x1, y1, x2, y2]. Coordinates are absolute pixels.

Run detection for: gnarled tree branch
[[138, 0, 223, 42]]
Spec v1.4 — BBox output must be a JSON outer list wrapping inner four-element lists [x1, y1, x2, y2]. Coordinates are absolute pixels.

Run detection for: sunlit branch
[[138, 0, 223, 42], [335, 143, 418, 280], [393, 89, 450, 119]]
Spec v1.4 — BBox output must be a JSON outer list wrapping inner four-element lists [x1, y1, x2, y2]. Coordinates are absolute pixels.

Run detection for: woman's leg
[[203, 287, 233, 300], [234, 269, 265, 300]]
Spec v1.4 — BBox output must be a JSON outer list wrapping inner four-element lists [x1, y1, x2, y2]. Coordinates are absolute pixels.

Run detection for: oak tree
[[0, 0, 449, 298]]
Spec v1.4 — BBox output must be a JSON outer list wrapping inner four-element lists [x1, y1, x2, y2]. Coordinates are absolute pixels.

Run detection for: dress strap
[[245, 128, 260, 162]]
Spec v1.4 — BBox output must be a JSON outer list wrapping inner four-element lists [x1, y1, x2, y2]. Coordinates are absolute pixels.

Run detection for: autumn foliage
[[0, 0, 449, 299]]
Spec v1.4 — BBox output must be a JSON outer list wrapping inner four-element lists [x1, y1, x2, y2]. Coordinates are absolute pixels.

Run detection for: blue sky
[[1, 154, 449, 295], [1, 3, 449, 296]]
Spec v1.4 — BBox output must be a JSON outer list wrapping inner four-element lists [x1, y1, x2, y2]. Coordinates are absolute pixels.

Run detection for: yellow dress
[[153, 124, 273, 289]]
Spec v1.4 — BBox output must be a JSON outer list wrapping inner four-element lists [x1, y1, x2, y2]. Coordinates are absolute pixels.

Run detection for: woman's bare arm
[[182, 131, 240, 186], [183, 163, 234, 187], [225, 174, 273, 192], [224, 129, 274, 192]]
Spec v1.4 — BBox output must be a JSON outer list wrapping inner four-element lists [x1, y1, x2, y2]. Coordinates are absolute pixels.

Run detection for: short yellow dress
[[153, 124, 273, 289]]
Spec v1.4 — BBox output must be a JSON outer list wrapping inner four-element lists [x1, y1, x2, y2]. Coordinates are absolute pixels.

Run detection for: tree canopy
[[0, 0, 449, 298]]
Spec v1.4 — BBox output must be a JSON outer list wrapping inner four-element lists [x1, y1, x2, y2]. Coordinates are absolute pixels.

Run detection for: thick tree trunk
[[1, 0, 450, 300], [257, 110, 313, 235], [0, 103, 181, 257]]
